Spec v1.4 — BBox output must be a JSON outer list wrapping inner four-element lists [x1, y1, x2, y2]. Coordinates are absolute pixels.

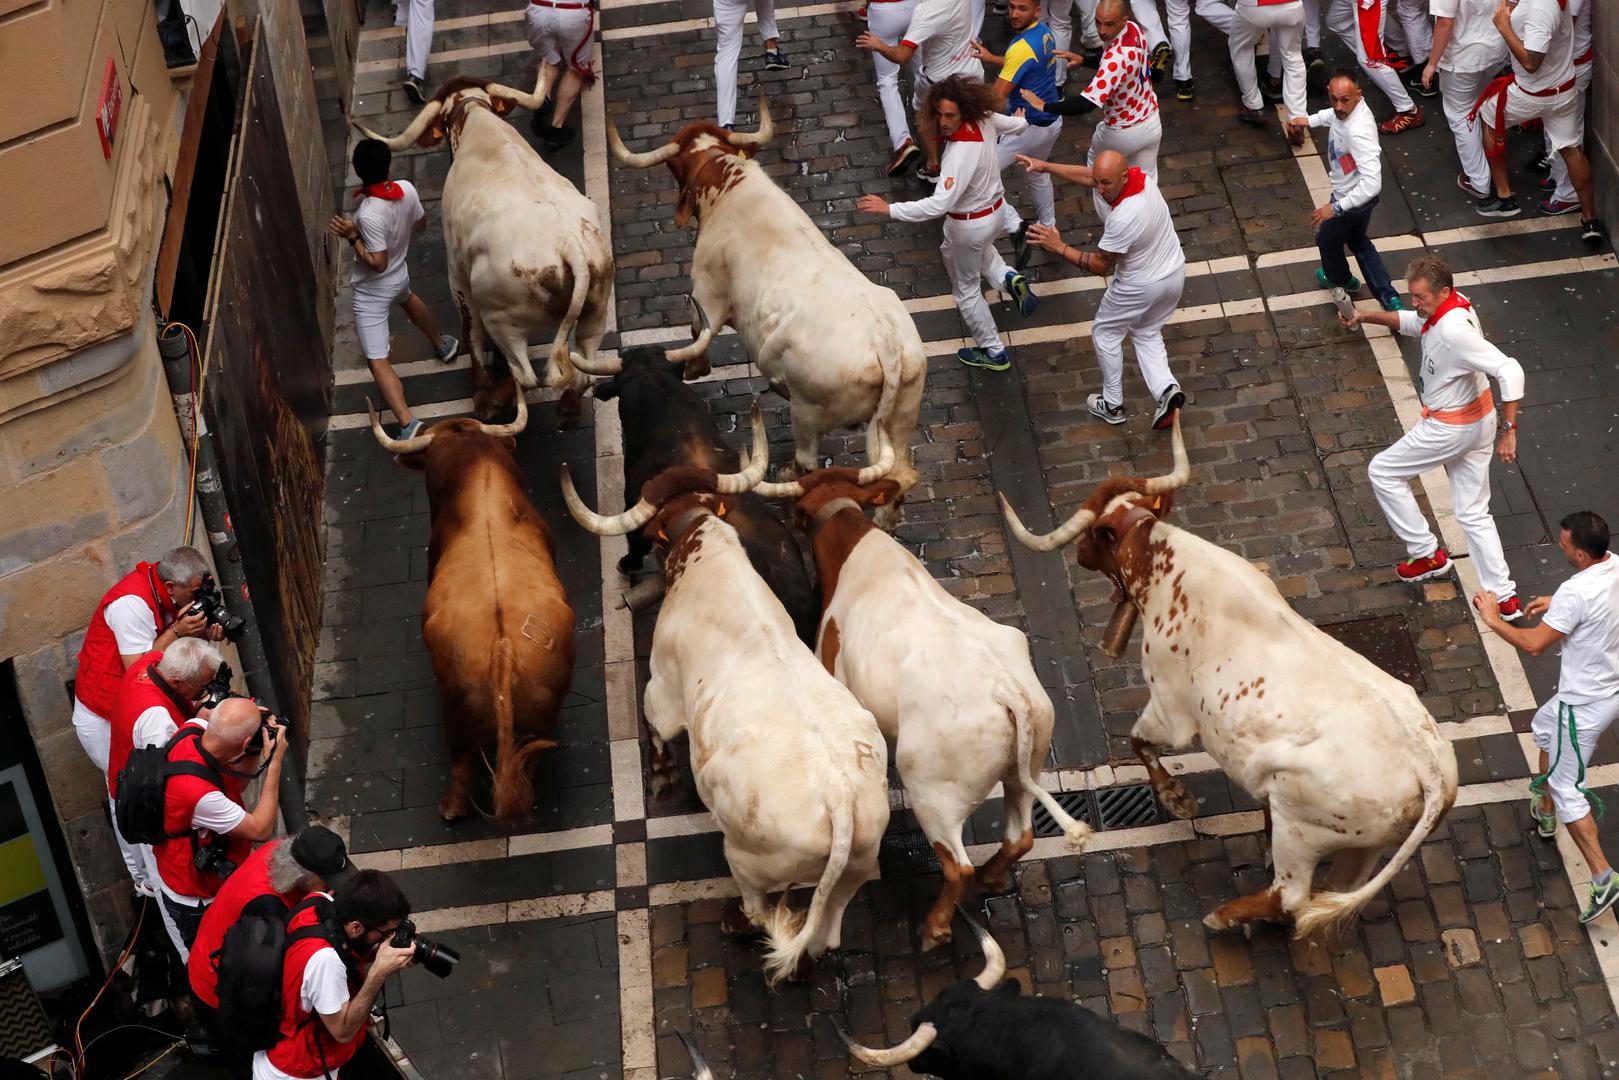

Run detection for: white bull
[[561, 409, 891, 985], [754, 456, 1091, 950], [1001, 417, 1459, 939], [606, 98, 926, 526], [357, 74, 612, 409]]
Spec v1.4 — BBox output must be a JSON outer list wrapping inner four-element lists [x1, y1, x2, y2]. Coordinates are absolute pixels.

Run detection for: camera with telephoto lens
[[188, 572, 246, 641], [390, 920, 459, 979], [192, 840, 238, 881], [198, 660, 240, 711]]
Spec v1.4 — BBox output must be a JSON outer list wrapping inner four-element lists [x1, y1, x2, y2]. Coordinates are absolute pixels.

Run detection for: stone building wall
[[1592, 15, 1618, 232]]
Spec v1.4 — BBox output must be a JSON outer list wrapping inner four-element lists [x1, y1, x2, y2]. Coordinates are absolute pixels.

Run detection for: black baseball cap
[[290, 826, 358, 888]]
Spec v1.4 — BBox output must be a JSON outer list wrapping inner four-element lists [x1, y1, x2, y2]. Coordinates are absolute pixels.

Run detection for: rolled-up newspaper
[[1330, 287, 1357, 321]]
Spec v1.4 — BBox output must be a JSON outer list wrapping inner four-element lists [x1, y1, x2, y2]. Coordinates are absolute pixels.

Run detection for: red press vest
[[107, 652, 190, 799], [75, 564, 178, 717], [266, 898, 369, 1078], [152, 734, 251, 900], [187, 841, 305, 1008]]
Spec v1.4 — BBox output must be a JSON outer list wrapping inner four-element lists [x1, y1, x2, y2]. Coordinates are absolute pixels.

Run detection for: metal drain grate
[[1095, 783, 1162, 829], [1031, 791, 1095, 839], [878, 828, 941, 876]]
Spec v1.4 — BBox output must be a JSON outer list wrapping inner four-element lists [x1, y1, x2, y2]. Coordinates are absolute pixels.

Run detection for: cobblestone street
[[307, 0, 1619, 1075]]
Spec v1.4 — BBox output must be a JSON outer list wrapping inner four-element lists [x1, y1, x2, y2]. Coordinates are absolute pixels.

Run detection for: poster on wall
[[0, 766, 87, 993]]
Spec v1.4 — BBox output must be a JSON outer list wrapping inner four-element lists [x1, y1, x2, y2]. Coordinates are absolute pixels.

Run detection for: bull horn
[[834, 1019, 938, 1068], [663, 296, 714, 365], [476, 392, 528, 438], [1141, 410, 1189, 494], [999, 493, 1096, 553], [608, 123, 680, 169], [960, 909, 1007, 990], [560, 464, 659, 536], [368, 398, 435, 454], [485, 66, 553, 112], [750, 475, 804, 498], [675, 1032, 713, 1080], [855, 426, 895, 485], [728, 92, 774, 147], [567, 350, 624, 376], [352, 101, 444, 151], [715, 404, 768, 494]]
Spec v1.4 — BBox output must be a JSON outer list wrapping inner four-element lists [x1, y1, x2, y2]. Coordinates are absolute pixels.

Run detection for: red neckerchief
[[1104, 167, 1147, 207], [144, 564, 178, 619], [1421, 289, 1472, 334], [355, 181, 406, 201], [946, 121, 984, 143]]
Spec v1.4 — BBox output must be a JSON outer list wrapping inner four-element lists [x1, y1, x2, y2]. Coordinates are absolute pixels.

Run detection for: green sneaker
[[1316, 266, 1361, 292], [1380, 294, 1405, 312], [1530, 792, 1557, 840], [957, 346, 1011, 372], [1004, 271, 1038, 318], [1580, 874, 1619, 923]]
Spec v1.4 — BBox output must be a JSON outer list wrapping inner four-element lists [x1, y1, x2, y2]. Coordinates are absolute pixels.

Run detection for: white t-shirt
[[1098, 172, 1185, 288], [1543, 555, 1619, 705], [1571, 0, 1591, 62], [105, 595, 160, 656], [351, 180, 424, 295], [1510, 0, 1573, 94], [1394, 295, 1526, 413], [251, 942, 352, 1080], [888, 114, 1025, 222], [901, 0, 980, 83], [1430, 0, 1510, 72]]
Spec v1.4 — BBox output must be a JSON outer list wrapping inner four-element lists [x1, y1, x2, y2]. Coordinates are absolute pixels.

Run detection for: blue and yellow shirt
[[998, 22, 1061, 126]]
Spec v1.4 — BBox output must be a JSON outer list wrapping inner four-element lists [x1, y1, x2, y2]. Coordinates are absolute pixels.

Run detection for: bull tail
[[1292, 739, 1454, 940], [760, 780, 854, 988], [489, 641, 555, 822], [546, 241, 593, 391], [999, 680, 1092, 851], [866, 311, 905, 453]]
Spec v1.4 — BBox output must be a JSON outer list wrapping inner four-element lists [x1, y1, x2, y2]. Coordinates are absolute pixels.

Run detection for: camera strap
[[148, 667, 196, 720]]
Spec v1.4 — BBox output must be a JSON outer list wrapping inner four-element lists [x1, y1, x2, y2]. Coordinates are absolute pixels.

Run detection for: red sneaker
[[1498, 596, 1524, 621], [1378, 107, 1425, 135], [1396, 548, 1452, 582]]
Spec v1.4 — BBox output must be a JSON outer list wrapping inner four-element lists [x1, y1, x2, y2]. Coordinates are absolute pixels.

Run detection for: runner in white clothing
[[1323, 0, 1425, 132], [714, 0, 788, 130], [864, 0, 925, 176], [1540, 0, 1591, 216], [1421, 0, 1508, 203], [859, 75, 1039, 371], [858, 0, 981, 180], [1474, 510, 1619, 923], [1340, 254, 1524, 611], [1229, 0, 1309, 137], [523, 0, 597, 150], [395, 0, 436, 102], [1018, 148, 1187, 429]]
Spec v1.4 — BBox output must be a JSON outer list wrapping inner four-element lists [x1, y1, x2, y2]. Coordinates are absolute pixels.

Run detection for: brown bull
[[369, 396, 576, 822]]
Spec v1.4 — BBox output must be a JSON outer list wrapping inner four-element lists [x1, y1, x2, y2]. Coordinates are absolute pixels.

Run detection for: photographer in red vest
[[107, 638, 223, 897], [153, 697, 287, 960], [254, 870, 416, 1080], [73, 546, 223, 772]]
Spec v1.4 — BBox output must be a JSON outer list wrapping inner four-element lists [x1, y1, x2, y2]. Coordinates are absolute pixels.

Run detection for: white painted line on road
[[1264, 253, 1616, 313], [618, 908, 656, 1079], [601, 0, 860, 40], [1254, 213, 1587, 270]]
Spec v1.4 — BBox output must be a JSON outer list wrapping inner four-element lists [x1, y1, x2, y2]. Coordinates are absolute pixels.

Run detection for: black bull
[[593, 345, 820, 644]]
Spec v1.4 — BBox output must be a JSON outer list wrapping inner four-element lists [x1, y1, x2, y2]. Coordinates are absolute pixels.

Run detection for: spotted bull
[[357, 74, 612, 418], [606, 97, 926, 526], [561, 409, 889, 985], [369, 397, 576, 822], [754, 460, 1089, 949], [1000, 416, 1458, 938]]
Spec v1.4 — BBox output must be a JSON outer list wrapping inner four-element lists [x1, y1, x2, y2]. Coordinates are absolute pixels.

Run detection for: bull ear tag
[[715, 501, 728, 517], [656, 528, 668, 543]]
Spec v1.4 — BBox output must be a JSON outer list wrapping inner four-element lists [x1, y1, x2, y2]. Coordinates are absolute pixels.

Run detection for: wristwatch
[[1500, 420, 1515, 432]]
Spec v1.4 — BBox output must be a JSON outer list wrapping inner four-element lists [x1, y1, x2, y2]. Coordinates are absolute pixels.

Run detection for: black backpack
[[215, 895, 339, 1053], [114, 727, 222, 846]]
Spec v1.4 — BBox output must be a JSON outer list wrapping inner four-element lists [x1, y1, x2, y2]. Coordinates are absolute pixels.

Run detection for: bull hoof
[[439, 793, 472, 821], [720, 899, 758, 937], [649, 770, 676, 801], [976, 871, 1013, 895], [682, 358, 712, 381], [1158, 780, 1198, 821], [919, 922, 954, 952], [788, 953, 816, 982], [1202, 910, 1236, 932], [557, 388, 582, 429], [617, 552, 645, 576]]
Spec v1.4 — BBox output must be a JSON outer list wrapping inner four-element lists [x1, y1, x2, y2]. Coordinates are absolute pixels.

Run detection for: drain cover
[[1031, 791, 1096, 839], [1095, 783, 1161, 829], [1318, 613, 1427, 692], [879, 827, 940, 876]]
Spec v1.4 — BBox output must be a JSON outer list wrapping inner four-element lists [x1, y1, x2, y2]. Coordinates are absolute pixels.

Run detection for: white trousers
[[869, 0, 921, 151], [1326, 0, 1414, 112], [144, 848, 192, 960], [1089, 115, 1161, 222], [1381, 0, 1431, 63], [714, 0, 778, 128], [1439, 67, 1494, 195], [1532, 694, 1619, 824], [1165, 0, 1234, 82], [524, 2, 594, 67], [72, 698, 112, 772], [1093, 268, 1184, 407], [1132, 1, 1170, 50], [1302, 0, 1320, 46], [111, 797, 155, 893], [1548, 63, 1593, 204], [396, 0, 435, 80], [942, 210, 1014, 351], [1044, 0, 1101, 82], [1232, 2, 1306, 115], [997, 119, 1064, 228], [1367, 416, 1516, 597]]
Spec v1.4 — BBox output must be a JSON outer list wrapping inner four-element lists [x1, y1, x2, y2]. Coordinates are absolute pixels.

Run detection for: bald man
[[1018, 149, 1187, 429]]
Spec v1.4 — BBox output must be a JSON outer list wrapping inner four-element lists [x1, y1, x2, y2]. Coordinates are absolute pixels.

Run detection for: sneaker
[[1580, 218, 1604, 243], [1237, 107, 1266, 129], [1304, 47, 1327, 88], [1175, 78, 1195, 101], [916, 162, 940, 185], [1498, 595, 1524, 621], [887, 138, 922, 178], [1580, 875, 1619, 923], [1152, 385, 1186, 430], [1258, 74, 1283, 103], [1383, 51, 1411, 72], [1088, 393, 1127, 425], [1530, 791, 1557, 840], [1540, 196, 1580, 216], [1456, 173, 1488, 200], [397, 418, 426, 441], [1474, 195, 1521, 219], [1526, 149, 1552, 174], [436, 334, 460, 363], [1150, 43, 1171, 83], [1395, 548, 1452, 583], [1005, 270, 1037, 317], [1378, 107, 1424, 135], [1316, 266, 1361, 292], [542, 124, 576, 151], [1536, 175, 1556, 193], [403, 75, 426, 104], [1380, 293, 1404, 312], [957, 346, 1011, 371], [1011, 220, 1032, 270], [764, 49, 789, 70], [1402, 65, 1439, 98]]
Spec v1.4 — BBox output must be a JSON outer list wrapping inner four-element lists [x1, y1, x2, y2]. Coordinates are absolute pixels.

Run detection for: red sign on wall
[[96, 58, 121, 159]]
